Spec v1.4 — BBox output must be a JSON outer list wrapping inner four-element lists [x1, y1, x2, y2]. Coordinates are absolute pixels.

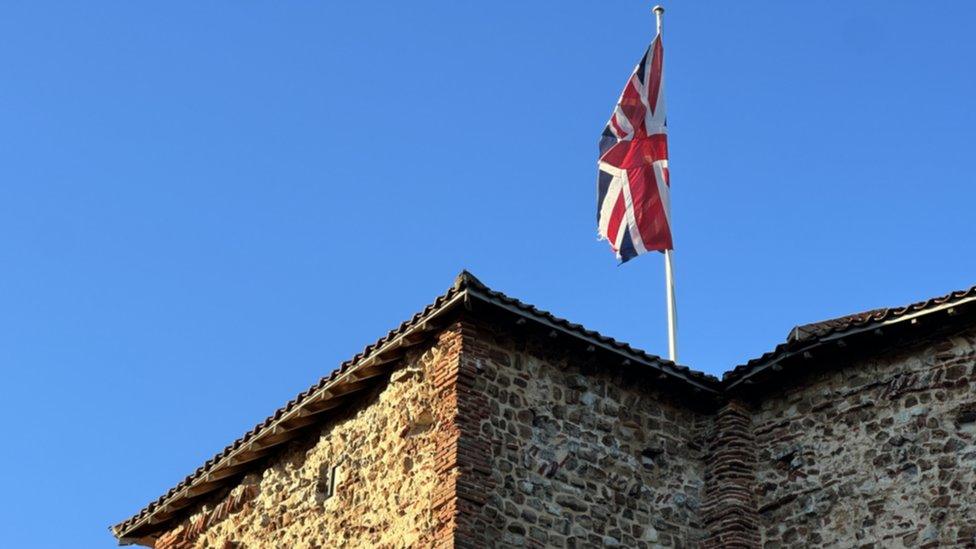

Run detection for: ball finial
[[653, 5, 665, 15]]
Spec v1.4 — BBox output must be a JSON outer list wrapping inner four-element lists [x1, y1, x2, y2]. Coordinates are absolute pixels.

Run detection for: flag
[[597, 31, 671, 263]]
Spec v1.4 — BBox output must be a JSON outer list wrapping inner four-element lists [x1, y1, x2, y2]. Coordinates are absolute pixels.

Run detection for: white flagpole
[[653, 5, 678, 363], [665, 248, 678, 363]]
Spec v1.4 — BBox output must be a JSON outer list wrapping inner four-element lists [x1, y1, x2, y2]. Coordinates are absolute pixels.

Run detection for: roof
[[111, 270, 718, 544], [786, 309, 889, 343], [724, 282, 976, 389]]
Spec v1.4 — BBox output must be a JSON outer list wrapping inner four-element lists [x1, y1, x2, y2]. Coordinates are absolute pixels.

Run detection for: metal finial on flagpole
[[653, 5, 664, 34]]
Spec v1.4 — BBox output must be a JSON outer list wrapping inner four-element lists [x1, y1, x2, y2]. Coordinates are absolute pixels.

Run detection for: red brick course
[[702, 401, 761, 548]]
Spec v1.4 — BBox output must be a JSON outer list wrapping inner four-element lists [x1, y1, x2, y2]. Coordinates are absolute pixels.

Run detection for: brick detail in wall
[[429, 322, 496, 548], [430, 324, 464, 548], [453, 322, 495, 547], [155, 483, 259, 549], [702, 400, 761, 548]]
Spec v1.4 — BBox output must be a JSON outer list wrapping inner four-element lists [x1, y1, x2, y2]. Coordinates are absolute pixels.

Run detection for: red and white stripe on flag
[[597, 32, 671, 263]]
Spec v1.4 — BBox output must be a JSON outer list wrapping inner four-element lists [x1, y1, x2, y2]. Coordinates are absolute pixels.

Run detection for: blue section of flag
[[597, 169, 613, 222], [618, 229, 637, 264]]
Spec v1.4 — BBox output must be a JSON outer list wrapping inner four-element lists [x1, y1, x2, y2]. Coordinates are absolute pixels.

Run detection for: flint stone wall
[[457, 318, 710, 548], [152, 328, 463, 549], [752, 326, 976, 548]]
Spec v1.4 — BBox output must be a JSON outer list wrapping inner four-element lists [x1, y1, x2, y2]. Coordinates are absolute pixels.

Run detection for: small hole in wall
[[316, 461, 344, 500], [957, 408, 976, 426], [956, 407, 976, 434]]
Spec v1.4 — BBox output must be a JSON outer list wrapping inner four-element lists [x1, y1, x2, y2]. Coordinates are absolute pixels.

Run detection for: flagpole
[[664, 248, 678, 363], [653, 4, 678, 363]]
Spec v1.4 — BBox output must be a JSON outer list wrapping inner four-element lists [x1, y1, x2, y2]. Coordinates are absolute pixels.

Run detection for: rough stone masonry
[[112, 273, 976, 548]]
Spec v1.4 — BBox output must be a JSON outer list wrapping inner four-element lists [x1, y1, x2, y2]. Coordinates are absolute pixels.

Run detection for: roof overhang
[[725, 291, 976, 393], [465, 287, 719, 395]]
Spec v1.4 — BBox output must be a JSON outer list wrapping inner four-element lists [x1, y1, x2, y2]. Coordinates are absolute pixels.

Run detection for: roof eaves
[[725, 284, 976, 390], [464, 286, 720, 393], [112, 280, 472, 542]]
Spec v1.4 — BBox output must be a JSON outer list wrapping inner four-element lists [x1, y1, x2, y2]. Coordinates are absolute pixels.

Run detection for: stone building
[[111, 272, 976, 548]]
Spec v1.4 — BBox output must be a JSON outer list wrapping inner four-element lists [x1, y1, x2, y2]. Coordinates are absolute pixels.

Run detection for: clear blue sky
[[2, 2, 974, 547]]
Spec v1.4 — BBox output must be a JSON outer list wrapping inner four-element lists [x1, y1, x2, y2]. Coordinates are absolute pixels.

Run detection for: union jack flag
[[597, 31, 671, 263]]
